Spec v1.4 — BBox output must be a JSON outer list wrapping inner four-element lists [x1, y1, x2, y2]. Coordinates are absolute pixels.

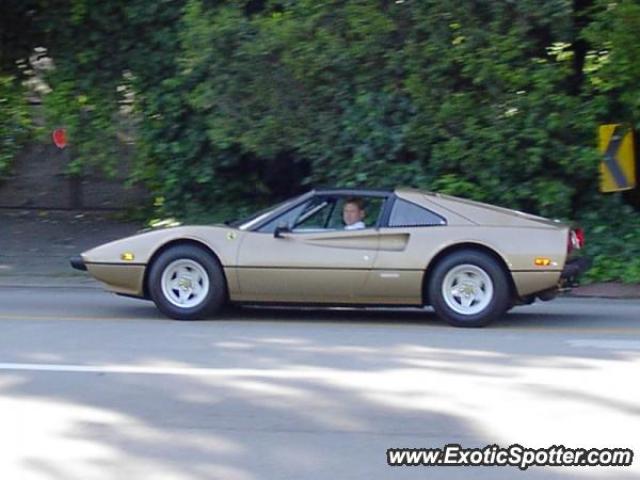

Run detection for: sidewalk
[[0, 209, 140, 288], [1, 208, 639, 297]]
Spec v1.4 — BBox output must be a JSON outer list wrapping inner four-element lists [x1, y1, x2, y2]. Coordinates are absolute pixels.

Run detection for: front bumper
[[70, 255, 87, 271]]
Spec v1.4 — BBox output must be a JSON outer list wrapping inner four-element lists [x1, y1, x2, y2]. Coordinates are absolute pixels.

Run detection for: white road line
[[567, 339, 640, 350], [0, 362, 319, 378]]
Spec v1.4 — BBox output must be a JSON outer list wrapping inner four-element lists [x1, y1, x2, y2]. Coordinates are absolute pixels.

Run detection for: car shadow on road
[[111, 296, 639, 332]]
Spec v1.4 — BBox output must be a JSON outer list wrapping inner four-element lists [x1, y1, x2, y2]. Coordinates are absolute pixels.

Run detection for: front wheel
[[148, 245, 227, 320], [428, 250, 511, 327]]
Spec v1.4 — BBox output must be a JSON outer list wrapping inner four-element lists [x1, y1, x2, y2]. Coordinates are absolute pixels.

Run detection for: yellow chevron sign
[[598, 124, 636, 192]]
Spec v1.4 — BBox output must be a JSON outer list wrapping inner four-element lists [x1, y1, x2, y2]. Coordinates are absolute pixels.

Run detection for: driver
[[343, 197, 366, 230]]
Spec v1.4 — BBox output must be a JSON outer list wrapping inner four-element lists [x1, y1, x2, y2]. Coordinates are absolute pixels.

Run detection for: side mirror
[[274, 222, 291, 238]]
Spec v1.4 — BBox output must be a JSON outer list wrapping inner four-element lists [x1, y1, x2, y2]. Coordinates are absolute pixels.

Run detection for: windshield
[[228, 194, 305, 230]]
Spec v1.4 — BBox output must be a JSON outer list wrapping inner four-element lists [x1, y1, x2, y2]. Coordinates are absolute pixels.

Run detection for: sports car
[[70, 188, 589, 327]]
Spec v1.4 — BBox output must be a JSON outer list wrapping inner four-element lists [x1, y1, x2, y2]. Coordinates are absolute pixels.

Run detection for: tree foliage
[[0, 75, 31, 178]]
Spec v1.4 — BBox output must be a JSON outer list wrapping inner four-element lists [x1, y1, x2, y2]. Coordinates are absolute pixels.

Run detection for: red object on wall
[[52, 128, 68, 149]]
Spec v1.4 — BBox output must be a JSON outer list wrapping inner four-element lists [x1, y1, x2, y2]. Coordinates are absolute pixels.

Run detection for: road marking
[[0, 362, 323, 378], [567, 339, 640, 350], [0, 315, 638, 335], [495, 326, 640, 335]]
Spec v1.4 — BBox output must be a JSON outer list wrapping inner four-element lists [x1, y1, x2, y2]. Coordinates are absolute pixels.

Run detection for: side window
[[257, 194, 390, 233], [257, 197, 334, 233], [257, 201, 312, 233], [388, 199, 445, 227], [293, 198, 335, 231], [325, 197, 385, 230]]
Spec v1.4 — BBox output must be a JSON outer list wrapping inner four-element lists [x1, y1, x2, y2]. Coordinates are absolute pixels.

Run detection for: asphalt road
[[0, 287, 638, 480]]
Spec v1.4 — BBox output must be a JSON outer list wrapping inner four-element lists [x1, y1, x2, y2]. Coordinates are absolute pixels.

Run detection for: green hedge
[[0, 76, 31, 178]]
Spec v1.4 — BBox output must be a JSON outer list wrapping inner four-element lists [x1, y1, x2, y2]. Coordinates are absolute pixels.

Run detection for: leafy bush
[[41, 76, 121, 176], [0, 76, 31, 178], [577, 196, 640, 284]]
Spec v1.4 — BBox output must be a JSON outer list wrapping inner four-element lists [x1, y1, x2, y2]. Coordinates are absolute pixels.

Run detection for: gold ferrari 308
[[70, 188, 589, 327]]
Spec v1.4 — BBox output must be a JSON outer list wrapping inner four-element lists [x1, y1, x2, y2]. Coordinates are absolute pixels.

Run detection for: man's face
[[343, 201, 365, 226]]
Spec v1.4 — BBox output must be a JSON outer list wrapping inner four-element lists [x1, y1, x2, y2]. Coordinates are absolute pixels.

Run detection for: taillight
[[568, 228, 585, 253], [574, 228, 585, 249]]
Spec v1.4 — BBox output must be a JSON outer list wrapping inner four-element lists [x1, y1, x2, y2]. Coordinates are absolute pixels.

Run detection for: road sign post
[[52, 128, 83, 209]]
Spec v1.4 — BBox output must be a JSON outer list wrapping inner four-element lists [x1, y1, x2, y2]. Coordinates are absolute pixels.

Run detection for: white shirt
[[345, 221, 366, 230]]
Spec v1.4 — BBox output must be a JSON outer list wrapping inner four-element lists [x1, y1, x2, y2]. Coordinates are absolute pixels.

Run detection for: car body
[[71, 188, 589, 326]]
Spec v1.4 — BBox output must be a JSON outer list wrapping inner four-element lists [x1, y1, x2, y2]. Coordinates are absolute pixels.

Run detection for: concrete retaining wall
[[0, 143, 148, 210]]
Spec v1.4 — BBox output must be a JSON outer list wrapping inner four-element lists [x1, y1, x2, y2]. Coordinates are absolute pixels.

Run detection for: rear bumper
[[561, 256, 591, 280], [70, 255, 87, 271]]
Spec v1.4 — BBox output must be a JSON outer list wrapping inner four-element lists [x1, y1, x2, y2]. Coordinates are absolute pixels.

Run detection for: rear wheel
[[148, 245, 226, 320], [428, 250, 511, 327]]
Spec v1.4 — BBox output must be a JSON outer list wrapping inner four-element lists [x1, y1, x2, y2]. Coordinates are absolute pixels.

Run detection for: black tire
[[427, 250, 511, 327], [148, 245, 227, 320]]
